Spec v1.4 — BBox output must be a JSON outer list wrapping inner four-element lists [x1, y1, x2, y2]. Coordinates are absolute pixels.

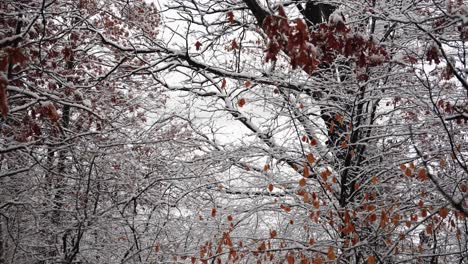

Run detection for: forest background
[[0, 0, 467, 263]]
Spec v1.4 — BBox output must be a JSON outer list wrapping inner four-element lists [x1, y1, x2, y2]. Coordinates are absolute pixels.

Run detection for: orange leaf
[[268, 183, 274, 192], [310, 138, 318, 146], [211, 208, 217, 217], [287, 255, 295, 264], [313, 257, 323, 264], [309, 238, 315, 245], [221, 79, 227, 89], [238, 98, 246, 107], [245, 80, 251, 87], [327, 247, 336, 260], [320, 169, 330, 182], [341, 141, 348, 149], [371, 176, 378, 185], [270, 230, 277, 238], [417, 168, 428, 181], [307, 153, 315, 163], [313, 200, 320, 209], [334, 112, 343, 125], [438, 207, 449, 218], [367, 256, 376, 264], [426, 224, 433, 235], [421, 208, 428, 217], [303, 165, 310, 178], [227, 215, 233, 221], [280, 204, 291, 213], [329, 120, 335, 133], [399, 164, 406, 170], [299, 178, 306, 187], [263, 164, 270, 171], [404, 168, 412, 177], [418, 200, 424, 207], [258, 241, 266, 252]]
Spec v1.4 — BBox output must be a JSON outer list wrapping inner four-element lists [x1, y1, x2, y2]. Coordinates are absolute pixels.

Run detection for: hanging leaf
[[341, 141, 348, 149], [329, 120, 335, 133], [310, 138, 318, 146], [299, 178, 306, 187], [312, 257, 323, 264], [280, 204, 291, 213], [438, 207, 449, 218], [320, 169, 330, 182], [227, 11, 235, 24], [245, 80, 251, 87], [44, 102, 60, 122], [327, 247, 336, 260], [221, 79, 227, 89], [367, 256, 376, 264], [334, 112, 343, 125], [307, 153, 315, 163], [371, 176, 378, 185], [287, 255, 295, 264], [404, 168, 412, 177], [421, 208, 428, 217], [227, 215, 233, 221], [312, 200, 320, 209], [211, 208, 217, 217], [238, 98, 246, 107], [426, 223, 433, 235], [303, 165, 310, 178], [268, 183, 274, 192], [231, 39, 239, 50], [195, 41, 202, 51], [270, 230, 277, 238], [417, 168, 428, 181]]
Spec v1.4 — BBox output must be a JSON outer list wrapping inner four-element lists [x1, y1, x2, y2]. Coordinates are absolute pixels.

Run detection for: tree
[[157, 0, 467, 263], [1, 0, 467, 263], [0, 1, 211, 263]]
